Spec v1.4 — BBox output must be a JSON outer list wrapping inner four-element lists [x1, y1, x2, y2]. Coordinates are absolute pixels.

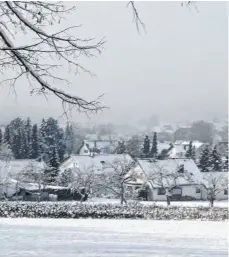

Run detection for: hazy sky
[[0, 1, 227, 125]]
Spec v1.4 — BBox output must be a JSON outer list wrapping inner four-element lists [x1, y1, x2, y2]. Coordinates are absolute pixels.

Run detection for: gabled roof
[[138, 158, 201, 187], [59, 154, 134, 172], [0, 159, 46, 179]]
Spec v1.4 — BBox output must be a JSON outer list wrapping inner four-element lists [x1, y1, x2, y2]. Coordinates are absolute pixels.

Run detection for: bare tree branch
[[0, 1, 107, 115]]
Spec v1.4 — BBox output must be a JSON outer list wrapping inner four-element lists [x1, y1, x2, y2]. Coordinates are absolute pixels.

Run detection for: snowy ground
[[88, 198, 228, 208], [0, 218, 227, 257]]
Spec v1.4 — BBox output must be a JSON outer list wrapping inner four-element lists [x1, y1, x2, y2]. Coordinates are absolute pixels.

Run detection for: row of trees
[[116, 133, 161, 158], [0, 118, 80, 179], [199, 145, 228, 172]]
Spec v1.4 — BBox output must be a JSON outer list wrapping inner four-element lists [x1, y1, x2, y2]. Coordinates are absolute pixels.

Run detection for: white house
[[168, 141, 204, 159], [59, 154, 144, 195], [137, 158, 202, 201]]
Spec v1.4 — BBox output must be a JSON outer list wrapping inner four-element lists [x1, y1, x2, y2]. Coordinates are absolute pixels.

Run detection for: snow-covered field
[[88, 198, 228, 208], [0, 218, 227, 257]]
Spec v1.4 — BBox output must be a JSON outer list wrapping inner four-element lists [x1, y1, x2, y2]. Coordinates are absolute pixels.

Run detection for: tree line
[[117, 133, 228, 172], [0, 117, 78, 180]]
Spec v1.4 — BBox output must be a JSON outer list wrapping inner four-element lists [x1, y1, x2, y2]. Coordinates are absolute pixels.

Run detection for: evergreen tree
[[185, 141, 193, 158], [46, 146, 60, 184], [25, 117, 32, 158], [57, 127, 66, 162], [65, 123, 74, 155], [199, 145, 211, 172], [0, 129, 2, 145], [4, 124, 11, 145], [210, 145, 222, 172], [224, 154, 228, 171], [185, 141, 196, 161], [31, 124, 39, 159], [150, 132, 158, 158], [192, 146, 196, 162], [143, 135, 150, 157], [19, 128, 27, 159], [39, 118, 47, 158]]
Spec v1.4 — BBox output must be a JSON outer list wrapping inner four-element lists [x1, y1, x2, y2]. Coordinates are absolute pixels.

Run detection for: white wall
[[79, 144, 90, 155], [150, 184, 204, 201]]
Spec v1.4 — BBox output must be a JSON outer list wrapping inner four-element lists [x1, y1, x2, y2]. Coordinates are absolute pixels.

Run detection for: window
[[100, 161, 105, 165], [172, 187, 182, 196], [178, 164, 184, 173], [196, 188, 201, 194], [158, 188, 166, 195], [84, 150, 88, 153], [224, 189, 228, 195]]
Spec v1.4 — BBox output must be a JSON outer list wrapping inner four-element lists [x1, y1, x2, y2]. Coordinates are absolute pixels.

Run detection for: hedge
[[0, 201, 227, 221]]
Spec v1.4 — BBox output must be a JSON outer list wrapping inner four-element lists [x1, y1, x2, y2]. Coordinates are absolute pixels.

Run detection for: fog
[[0, 2, 227, 125]]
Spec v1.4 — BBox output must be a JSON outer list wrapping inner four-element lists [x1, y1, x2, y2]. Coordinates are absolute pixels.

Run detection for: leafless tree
[[67, 165, 97, 202], [0, 1, 106, 115], [18, 161, 46, 194], [98, 156, 137, 204], [202, 173, 228, 208], [146, 161, 193, 206]]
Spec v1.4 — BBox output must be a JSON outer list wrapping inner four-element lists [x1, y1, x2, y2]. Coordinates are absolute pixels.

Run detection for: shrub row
[[0, 201, 227, 221]]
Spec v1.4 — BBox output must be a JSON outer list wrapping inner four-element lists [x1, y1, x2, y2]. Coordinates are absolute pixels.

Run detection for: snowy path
[[0, 218, 227, 257]]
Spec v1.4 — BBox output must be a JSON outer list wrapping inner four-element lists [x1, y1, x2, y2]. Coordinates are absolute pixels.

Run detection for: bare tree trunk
[[166, 195, 171, 206], [210, 198, 214, 208], [120, 183, 126, 205]]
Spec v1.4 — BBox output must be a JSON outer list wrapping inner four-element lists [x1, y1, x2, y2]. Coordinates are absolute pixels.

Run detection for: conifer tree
[[4, 125, 11, 145], [150, 132, 158, 158], [199, 145, 211, 172], [210, 145, 222, 172], [143, 135, 150, 157], [25, 117, 32, 158], [31, 124, 39, 159], [45, 146, 60, 184], [0, 129, 2, 145]]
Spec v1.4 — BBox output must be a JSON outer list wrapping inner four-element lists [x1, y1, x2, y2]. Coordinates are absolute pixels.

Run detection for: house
[[168, 140, 204, 159], [77, 140, 119, 155], [136, 158, 228, 201], [59, 154, 144, 196], [137, 158, 203, 201]]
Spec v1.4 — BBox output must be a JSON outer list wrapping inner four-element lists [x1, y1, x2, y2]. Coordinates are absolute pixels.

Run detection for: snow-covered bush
[[0, 202, 227, 221]]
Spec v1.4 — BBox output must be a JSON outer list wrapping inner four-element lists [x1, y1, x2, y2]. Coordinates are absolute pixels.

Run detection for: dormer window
[[178, 164, 184, 173]]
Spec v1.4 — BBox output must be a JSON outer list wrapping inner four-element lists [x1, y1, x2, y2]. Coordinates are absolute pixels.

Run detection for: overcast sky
[[0, 1, 227, 125]]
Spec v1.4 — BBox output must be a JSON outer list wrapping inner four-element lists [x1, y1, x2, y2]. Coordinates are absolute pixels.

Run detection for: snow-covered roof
[[59, 154, 144, 185], [138, 158, 201, 187], [170, 141, 204, 158], [0, 159, 46, 178], [60, 154, 134, 172], [8, 179, 67, 191]]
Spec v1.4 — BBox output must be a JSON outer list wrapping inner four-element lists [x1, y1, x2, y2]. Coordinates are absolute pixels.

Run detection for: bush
[[0, 202, 227, 221]]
